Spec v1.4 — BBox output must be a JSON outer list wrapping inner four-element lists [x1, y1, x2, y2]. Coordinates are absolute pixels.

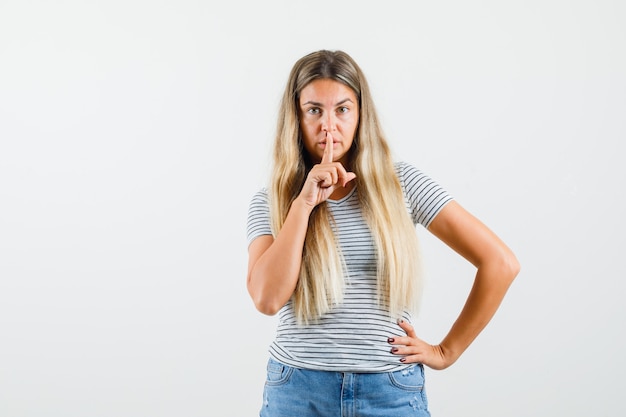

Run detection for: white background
[[1, 1, 624, 416]]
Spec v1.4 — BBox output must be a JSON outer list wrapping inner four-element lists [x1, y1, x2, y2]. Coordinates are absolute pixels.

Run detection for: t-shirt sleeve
[[246, 188, 273, 246], [395, 161, 454, 228]]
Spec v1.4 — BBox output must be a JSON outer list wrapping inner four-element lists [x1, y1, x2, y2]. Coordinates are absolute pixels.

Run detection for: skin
[[298, 78, 358, 202], [388, 201, 520, 369], [247, 78, 520, 371], [246, 79, 357, 316]]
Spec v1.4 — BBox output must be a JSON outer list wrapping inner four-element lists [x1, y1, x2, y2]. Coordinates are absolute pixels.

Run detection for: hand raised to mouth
[[298, 132, 356, 208]]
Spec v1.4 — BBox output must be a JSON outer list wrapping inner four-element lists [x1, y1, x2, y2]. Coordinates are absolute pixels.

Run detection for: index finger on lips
[[321, 132, 333, 164]]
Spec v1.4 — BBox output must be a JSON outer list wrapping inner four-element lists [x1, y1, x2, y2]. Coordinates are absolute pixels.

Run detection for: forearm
[[439, 257, 519, 365], [247, 197, 313, 315]]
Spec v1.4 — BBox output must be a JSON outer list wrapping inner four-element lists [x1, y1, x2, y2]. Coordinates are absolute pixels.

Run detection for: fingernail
[[391, 347, 398, 353], [387, 337, 394, 343], [400, 358, 406, 363], [397, 319, 404, 324]]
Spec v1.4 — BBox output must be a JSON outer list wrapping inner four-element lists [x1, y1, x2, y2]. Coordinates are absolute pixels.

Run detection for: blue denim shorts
[[259, 357, 430, 417]]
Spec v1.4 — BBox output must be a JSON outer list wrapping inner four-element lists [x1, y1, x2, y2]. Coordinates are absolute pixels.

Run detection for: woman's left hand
[[388, 319, 456, 370]]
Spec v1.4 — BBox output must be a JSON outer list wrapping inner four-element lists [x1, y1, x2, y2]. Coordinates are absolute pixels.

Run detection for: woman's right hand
[[298, 132, 357, 208], [247, 133, 356, 315]]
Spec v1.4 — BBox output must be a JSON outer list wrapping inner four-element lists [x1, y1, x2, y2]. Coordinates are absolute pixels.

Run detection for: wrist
[[292, 195, 316, 213], [437, 342, 462, 368]]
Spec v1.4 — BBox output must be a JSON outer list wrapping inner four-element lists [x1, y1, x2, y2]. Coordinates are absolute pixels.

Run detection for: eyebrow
[[301, 98, 354, 107]]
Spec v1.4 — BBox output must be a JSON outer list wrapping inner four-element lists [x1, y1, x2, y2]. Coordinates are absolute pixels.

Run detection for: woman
[[246, 50, 520, 416]]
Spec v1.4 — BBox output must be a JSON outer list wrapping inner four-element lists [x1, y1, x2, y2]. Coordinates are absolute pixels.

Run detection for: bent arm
[[247, 135, 356, 316], [247, 197, 313, 315], [427, 200, 520, 368]]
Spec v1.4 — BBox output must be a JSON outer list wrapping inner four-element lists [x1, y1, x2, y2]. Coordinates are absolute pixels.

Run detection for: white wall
[[1, 1, 624, 416]]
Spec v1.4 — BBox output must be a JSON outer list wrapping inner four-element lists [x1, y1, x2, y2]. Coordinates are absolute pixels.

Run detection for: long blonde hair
[[270, 50, 422, 323]]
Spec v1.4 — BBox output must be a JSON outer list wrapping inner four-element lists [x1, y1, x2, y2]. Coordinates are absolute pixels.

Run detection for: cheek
[[301, 118, 319, 132], [299, 127, 317, 153], [299, 122, 314, 142], [345, 117, 359, 137]]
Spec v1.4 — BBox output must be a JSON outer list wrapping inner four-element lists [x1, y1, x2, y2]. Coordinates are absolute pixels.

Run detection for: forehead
[[299, 79, 357, 104]]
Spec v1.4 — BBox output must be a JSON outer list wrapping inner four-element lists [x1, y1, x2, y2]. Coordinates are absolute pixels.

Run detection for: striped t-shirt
[[246, 161, 453, 372]]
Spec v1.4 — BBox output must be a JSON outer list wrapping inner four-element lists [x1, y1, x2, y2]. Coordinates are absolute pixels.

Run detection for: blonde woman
[[246, 50, 520, 416]]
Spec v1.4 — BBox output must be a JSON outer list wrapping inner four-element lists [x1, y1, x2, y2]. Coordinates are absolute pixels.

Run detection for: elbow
[[247, 276, 285, 316], [501, 250, 521, 286], [252, 296, 283, 316], [479, 248, 520, 289]]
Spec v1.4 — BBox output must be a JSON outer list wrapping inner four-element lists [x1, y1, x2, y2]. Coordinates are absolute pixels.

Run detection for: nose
[[321, 112, 337, 132]]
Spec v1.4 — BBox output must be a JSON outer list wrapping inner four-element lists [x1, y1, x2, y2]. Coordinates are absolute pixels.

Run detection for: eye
[[337, 106, 349, 114], [307, 107, 321, 115]]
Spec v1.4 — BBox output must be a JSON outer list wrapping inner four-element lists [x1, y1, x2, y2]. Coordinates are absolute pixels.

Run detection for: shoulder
[[250, 187, 269, 204], [393, 161, 454, 227], [394, 160, 416, 172], [247, 187, 272, 242], [394, 161, 426, 185], [248, 187, 270, 214]]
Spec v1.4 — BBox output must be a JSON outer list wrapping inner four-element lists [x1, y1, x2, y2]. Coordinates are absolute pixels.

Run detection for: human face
[[298, 78, 359, 167]]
